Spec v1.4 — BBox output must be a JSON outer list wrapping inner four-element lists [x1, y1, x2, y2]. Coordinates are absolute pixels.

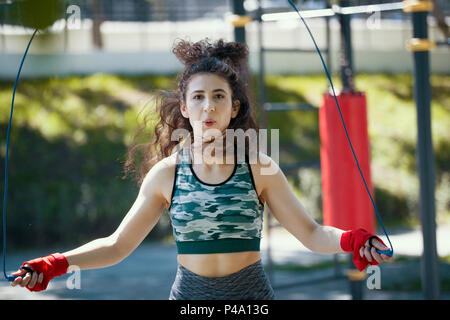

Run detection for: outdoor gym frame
[[230, 0, 444, 300]]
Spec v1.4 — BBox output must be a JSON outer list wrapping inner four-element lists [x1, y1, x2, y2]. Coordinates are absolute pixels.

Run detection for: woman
[[10, 38, 392, 299]]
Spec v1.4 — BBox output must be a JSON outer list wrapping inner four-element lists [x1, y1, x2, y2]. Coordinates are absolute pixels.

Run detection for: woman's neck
[[190, 138, 235, 168]]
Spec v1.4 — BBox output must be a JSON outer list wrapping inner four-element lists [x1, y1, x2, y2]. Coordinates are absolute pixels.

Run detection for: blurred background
[[0, 0, 449, 300]]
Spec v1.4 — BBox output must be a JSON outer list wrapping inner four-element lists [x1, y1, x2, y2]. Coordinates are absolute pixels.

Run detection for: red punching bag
[[319, 91, 375, 234]]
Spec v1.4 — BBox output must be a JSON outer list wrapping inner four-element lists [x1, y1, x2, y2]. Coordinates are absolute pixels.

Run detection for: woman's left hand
[[360, 237, 393, 265]]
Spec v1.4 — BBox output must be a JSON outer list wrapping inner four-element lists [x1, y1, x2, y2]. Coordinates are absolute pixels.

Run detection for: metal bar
[[262, 47, 328, 54], [338, 0, 355, 92], [264, 102, 316, 111], [262, 8, 334, 21], [325, 0, 332, 73], [280, 160, 321, 170], [435, 38, 450, 46], [410, 9, 440, 300], [257, 0, 267, 128], [261, 1, 405, 22], [332, 2, 405, 15], [232, 0, 246, 43]]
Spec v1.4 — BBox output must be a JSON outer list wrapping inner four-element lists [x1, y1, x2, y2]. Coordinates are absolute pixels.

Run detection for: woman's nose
[[204, 103, 215, 112]]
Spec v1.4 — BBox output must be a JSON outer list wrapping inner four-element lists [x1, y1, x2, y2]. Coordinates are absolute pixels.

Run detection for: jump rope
[[2, 28, 38, 282], [287, 0, 393, 257], [2, 2, 393, 282]]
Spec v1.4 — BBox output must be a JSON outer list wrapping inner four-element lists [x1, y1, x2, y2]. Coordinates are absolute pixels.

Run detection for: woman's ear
[[180, 102, 189, 118], [231, 100, 240, 118]]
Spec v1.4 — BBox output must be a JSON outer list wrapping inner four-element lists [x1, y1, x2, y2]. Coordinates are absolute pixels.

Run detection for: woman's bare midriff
[[177, 251, 261, 278]]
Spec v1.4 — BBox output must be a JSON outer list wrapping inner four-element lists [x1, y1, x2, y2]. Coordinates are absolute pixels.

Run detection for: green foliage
[[0, 74, 173, 250], [2, 0, 65, 30], [0, 73, 448, 250]]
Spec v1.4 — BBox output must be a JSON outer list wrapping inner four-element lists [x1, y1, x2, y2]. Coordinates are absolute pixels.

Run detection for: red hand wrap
[[21, 253, 69, 292], [340, 228, 386, 271]]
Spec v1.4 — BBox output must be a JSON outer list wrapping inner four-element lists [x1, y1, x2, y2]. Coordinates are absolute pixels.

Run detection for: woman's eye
[[192, 94, 224, 100]]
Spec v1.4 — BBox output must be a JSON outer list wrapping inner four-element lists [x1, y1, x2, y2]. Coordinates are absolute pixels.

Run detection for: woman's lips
[[203, 120, 216, 127]]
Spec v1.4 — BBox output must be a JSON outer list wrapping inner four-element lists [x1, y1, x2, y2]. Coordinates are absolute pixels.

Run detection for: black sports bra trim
[[188, 147, 238, 186]]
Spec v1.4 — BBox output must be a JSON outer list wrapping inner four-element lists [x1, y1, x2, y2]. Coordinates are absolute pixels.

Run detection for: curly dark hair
[[123, 38, 260, 186]]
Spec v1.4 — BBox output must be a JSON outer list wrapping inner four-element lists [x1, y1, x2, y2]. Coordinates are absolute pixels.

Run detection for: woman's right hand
[[9, 253, 68, 292], [10, 264, 44, 290]]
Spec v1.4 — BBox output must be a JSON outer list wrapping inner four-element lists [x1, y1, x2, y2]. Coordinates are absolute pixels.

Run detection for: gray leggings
[[169, 260, 275, 300]]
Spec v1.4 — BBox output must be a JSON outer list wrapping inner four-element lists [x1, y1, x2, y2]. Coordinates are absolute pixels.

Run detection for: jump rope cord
[[287, 0, 393, 254], [2, 29, 38, 280]]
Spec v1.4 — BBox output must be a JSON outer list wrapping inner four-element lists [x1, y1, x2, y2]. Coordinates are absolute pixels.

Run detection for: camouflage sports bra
[[168, 146, 264, 254]]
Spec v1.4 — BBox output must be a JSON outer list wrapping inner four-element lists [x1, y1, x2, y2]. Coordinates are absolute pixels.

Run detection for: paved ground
[[1, 224, 449, 300]]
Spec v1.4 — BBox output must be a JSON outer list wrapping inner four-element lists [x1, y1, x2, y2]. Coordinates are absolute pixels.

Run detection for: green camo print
[[169, 147, 264, 242]]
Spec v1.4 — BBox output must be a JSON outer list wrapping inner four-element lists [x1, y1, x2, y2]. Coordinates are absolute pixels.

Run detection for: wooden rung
[[406, 38, 436, 51], [228, 14, 252, 27], [402, 0, 434, 12]]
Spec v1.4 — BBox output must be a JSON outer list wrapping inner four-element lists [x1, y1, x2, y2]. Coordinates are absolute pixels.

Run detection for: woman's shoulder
[[247, 151, 281, 195], [147, 151, 178, 180], [140, 151, 179, 207], [247, 151, 280, 177]]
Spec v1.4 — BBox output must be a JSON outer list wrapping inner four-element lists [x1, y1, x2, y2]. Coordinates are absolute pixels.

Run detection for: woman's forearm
[[309, 225, 345, 255], [62, 236, 125, 271]]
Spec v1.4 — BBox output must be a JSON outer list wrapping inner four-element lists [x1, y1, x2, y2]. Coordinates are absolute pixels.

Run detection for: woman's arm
[[63, 159, 171, 270], [11, 158, 174, 290], [257, 154, 344, 254]]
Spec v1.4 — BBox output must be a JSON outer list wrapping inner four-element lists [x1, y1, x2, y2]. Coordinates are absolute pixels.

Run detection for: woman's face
[[181, 73, 240, 143]]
